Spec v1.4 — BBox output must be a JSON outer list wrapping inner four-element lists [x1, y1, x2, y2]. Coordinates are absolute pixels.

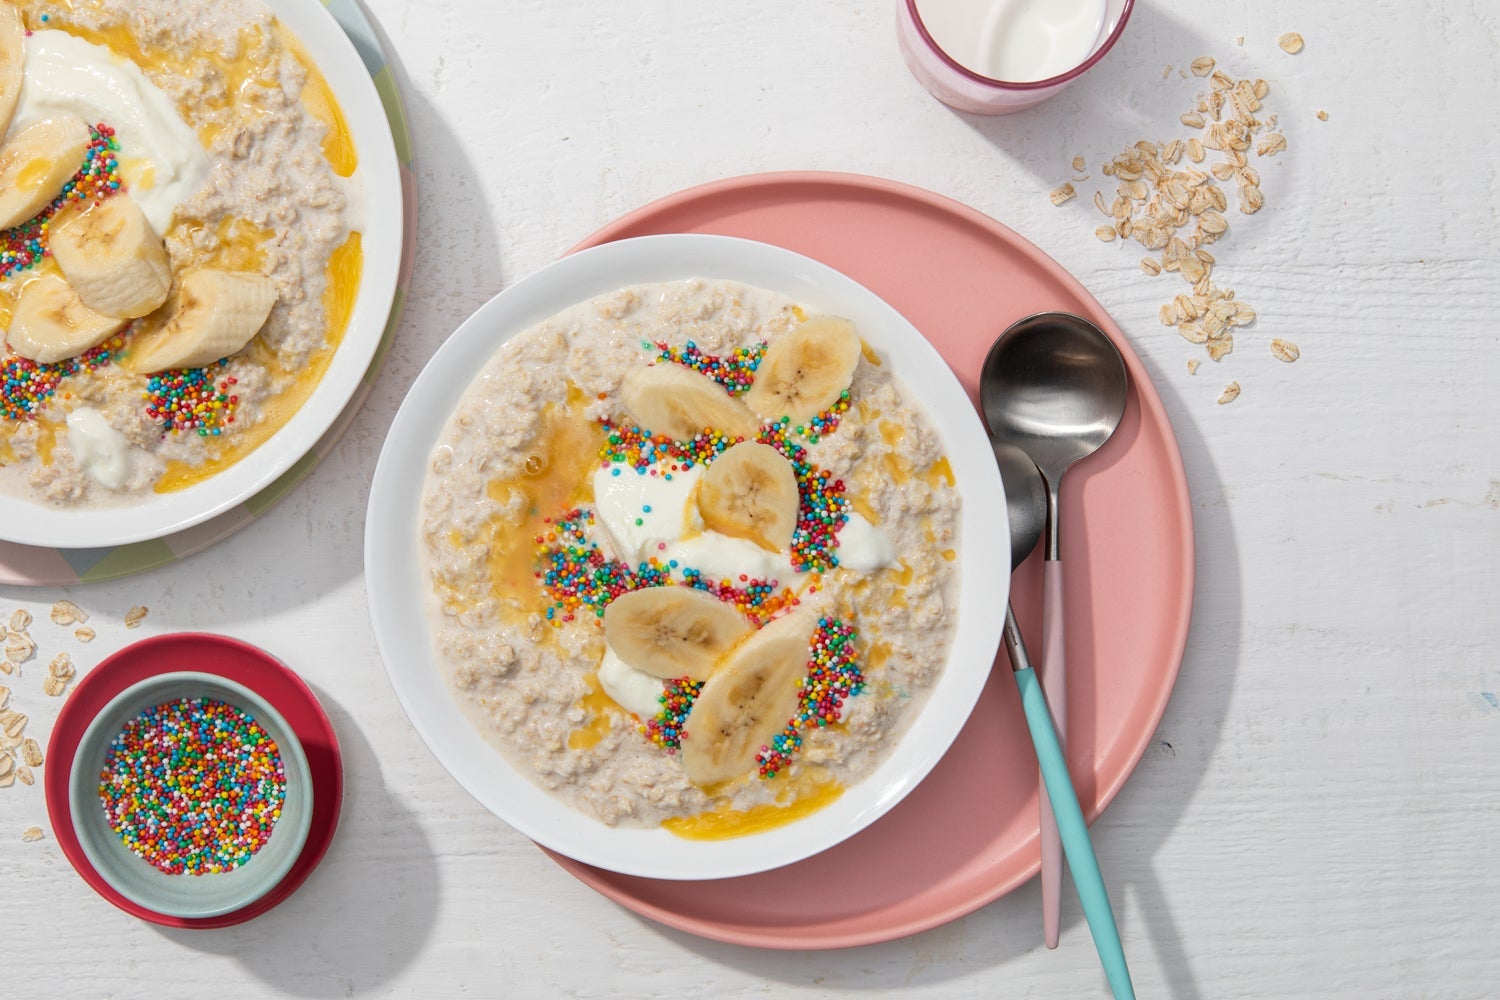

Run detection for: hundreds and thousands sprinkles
[[144, 366, 240, 436], [0, 334, 122, 421], [756, 618, 863, 778], [97, 697, 286, 875], [652, 339, 765, 395]]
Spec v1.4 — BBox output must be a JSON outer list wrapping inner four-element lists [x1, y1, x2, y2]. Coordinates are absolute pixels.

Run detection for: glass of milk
[[897, 0, 1135, 115]]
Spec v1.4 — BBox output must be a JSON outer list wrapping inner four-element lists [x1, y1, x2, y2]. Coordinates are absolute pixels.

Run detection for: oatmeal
[[420, 280, 962, 835], [0, 0, 365, 508]]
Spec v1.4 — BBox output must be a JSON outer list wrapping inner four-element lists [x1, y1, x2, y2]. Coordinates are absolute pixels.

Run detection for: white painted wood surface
[[7, 0, 1500, 995]]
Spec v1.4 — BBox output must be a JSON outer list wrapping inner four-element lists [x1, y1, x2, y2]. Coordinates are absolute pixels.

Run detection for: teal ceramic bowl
[[68, 672, 313, 919]]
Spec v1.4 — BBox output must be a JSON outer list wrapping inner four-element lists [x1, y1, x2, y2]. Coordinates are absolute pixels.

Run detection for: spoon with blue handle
[[994, 439, 1134, 1000]]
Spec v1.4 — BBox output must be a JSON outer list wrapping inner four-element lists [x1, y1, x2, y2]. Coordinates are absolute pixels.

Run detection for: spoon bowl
[[980, 312, 1128, 556], [993, 439, 1046, 573]]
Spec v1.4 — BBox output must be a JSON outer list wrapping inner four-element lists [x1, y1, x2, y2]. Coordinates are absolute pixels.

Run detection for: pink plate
[[45, 633, 344, 928], [545, 171, 1194, 949]]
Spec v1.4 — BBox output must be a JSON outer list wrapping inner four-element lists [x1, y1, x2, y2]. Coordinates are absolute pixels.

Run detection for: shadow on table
[[153, 686, 440, 996]]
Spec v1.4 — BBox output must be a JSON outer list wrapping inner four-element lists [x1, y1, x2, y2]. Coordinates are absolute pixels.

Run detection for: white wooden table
[[8, 1, 1499, 995]]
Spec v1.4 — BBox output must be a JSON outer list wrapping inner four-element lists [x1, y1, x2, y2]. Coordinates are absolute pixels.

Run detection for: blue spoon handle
[[1013, 661, 1135, 1000]]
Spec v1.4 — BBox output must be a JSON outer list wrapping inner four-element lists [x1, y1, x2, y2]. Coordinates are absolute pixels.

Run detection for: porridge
[[421, 280, 962, 837], [0, 0, 364, 507]]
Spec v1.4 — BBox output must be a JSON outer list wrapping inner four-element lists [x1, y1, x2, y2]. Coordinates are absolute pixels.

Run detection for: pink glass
[[896, 0, 1135, 115]]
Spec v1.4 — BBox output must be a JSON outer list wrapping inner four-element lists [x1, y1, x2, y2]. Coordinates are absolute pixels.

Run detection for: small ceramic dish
[[67, 671, 313, 920]]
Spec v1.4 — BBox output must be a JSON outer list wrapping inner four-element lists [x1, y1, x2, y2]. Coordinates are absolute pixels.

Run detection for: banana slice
[[50, 195, 172, 318], [124, 269, 277, 373], [743, 316, 862, 425], [0, 4, 23, 140], [697, 441, 800, 552], [0, 115, 91, 231], [602, 586, 752, 682], [5, 272, 128, 364], [680, 613, 812, 787], [620, 363, 760, 442]]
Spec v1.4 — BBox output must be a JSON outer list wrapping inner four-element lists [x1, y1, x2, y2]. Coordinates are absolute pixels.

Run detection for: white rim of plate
[[0, 0, 402, 549], [365, 234, 1008, 880]]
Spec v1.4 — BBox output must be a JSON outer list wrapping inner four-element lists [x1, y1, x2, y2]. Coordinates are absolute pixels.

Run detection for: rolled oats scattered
[[1180, 111, 1205, 129], [0, 685, 7, 708], [1072, 155, 1087, 172], [1256, 133, 1287, 157], [1, 710, 26, 739], [50, 600, 88, 626], [1190, 56, 1215, 76], [1238, 184, 1265, 214], [1316, 109, 1328, 121], [1278, 32, 1304, 54], [48, 652, 74, 682], [8, 610, 30, 632], [20, 738, 42, 768], [1141, 257, 1163, 276], [1095, 225, 1117, 242], [4, 635, 34, 668], [1187, 359, 1201, 374], [1217, 381, 1241, 404], [1050, 183, 1077, 206], [1270, 338, 1300, 362], [125, 606, 150, 629], [42, 676, 67, 698], [21, 826, 43, 843], [75, 627, 96, 643], [16, 762, 32, 786]]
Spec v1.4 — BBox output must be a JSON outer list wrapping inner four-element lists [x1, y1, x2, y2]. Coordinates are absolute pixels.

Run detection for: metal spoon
[[982, 312, 1128, 949], [994, 440, 1134, 1000]]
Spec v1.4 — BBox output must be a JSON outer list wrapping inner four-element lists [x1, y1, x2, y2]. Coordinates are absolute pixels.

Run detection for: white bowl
[[365, 234, 1008, 880], [0, 0, 403, 548]]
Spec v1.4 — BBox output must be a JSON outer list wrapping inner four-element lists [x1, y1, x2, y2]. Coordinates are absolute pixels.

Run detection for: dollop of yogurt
[[596, 645, 666, 720], [834, 513, 897, 572], [65, 407, 131, 489], [11, 30, 210, 235], [592, 463, 704, 566]]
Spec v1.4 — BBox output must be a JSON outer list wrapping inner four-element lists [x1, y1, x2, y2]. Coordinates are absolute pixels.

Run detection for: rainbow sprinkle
[[756, 618, 864, 778], [652, 339, 765, 395], [756, 408, 852, 574], [0, 334, 122, 421], [599, 419, 735, 471], [144, 367, 240, 436], [641, 677, 703, 751], [97, 697, 286, 876], [1, 124, 122, 281]]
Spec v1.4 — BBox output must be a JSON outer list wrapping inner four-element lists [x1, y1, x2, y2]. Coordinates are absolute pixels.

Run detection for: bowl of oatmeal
[[0, 0, 402, 547], [369, 235, 1007, 880]]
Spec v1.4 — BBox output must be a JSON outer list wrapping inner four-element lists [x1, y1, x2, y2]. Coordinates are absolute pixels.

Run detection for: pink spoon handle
[[1040, 558, 1066, 948]]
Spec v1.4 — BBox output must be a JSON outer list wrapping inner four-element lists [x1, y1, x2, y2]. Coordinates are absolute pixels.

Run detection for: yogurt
[[10, 30, 210, 235], [64, 407, 131, 489]]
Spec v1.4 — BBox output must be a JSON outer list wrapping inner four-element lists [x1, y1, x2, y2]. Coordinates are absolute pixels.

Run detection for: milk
[[915, 0, 1108, 83]]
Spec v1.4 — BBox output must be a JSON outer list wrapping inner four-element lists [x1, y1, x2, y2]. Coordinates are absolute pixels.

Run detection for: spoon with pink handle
[[981, 313, 1128, 949]]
